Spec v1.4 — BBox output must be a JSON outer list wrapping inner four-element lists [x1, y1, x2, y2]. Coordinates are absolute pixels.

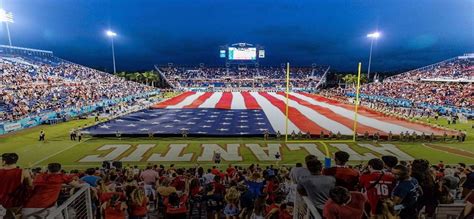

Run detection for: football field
[[1, 117, 473, 169]]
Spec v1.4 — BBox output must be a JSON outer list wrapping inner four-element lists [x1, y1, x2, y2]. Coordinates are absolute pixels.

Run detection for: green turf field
[[1, 117, 473, 169]]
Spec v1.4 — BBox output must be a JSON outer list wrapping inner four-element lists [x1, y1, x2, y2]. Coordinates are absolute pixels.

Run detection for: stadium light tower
[[366, 31, 381, 80], [106, 30, 117, 74], [0, 8, 14, 46]]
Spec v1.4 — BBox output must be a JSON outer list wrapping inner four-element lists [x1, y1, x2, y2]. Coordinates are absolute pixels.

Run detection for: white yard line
[[31, 140, 87, 167]]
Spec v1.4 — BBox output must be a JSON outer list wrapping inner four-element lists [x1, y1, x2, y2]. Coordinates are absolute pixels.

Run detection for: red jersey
[[226, 167, 236, 177], [0, 168, 23, 208], [212, 182, 225, 195], [130, 199, 148, 217], [323, 192, 366, 219], [265, 203, 279, 216], [265, 181, 277, 201], [279, 209, 292, 219], [323, 166, 360, 191], [24, 173, 74, 208], [359, 172, 395, 215], [191, 186, 201, 196], [211, 168, 220, 176], [104, 203, 126, 219], [100, 192, 126, 203], [101, 192, 127, 219], [164, 195, 188, 214], [171, 176, 185, 191]]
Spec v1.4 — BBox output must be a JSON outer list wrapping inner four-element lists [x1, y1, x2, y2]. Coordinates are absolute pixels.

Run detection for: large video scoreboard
[[220, 43, 264, 63]]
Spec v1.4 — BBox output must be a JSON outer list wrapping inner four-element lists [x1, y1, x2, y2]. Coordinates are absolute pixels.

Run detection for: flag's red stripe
[[259, 92, 329, 133], [301, 93, 453, 135], [214, 92, 233, 109], [183, 92, 213, 108], [151, 92, 196, 109], [241, 92, 261, 109], [277, 92, 385, 135]]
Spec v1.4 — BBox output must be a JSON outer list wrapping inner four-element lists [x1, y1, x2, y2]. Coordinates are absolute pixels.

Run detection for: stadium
[[0, 1, 473, 219]]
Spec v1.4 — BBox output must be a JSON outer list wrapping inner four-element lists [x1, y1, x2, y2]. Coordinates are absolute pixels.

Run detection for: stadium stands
[[156, 65, 329, 90], [387, 56, 473, 82], [0, 152, 472, 219], [0, 46, 157, 123], [323, 55, 473, 117]]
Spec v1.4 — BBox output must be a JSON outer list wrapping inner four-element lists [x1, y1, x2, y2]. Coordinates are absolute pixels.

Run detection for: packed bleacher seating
[[0, 53, 155, 122], [1, 152, 473, 219], [157, 65, 329, 90], [322, 55, 473, 117], [386, 56, 473, 82]]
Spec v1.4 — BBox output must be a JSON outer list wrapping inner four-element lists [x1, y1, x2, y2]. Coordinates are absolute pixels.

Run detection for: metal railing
[[46, 185, 93, 219], [293, 189, 322, 219]]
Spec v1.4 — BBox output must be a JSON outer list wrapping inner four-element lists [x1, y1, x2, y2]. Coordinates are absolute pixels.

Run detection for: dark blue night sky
[[2, 0, 473, 72]]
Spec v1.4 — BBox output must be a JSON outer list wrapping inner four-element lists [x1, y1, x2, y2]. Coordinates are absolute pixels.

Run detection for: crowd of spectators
[[158, 66, 328, 89], [1, 151, 474, 219], [358, 81, 472, 109], [322, 57, 473, 116], [386, 58, 473, 82], [0, 55, 155, 122]]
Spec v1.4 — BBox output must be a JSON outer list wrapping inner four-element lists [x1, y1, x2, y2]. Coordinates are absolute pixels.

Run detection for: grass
[[0, 116, 473, 170]]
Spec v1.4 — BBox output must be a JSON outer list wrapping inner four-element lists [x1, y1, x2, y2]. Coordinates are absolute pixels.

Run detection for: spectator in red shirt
[[189, 178, 202, 197], [265, 197, 280, 218], [226, 164, 236, 178], [129, 188, 148, 219], [164, 192, 188, 219], [213, 175, 226, 196], [211, 166, 220, 176], [22, 163, 85, 218], [323, 186, 367, 219], [359, 158, 395, 217], [170, 171, 186, 192], [264, 175, 279, 202], [102, 193, 127, 219], [323, 151, 360, 191], [0, 153, 32, 214], [279, 202, 293, 219]]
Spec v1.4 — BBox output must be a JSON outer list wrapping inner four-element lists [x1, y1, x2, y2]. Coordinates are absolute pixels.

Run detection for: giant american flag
[[84, 92, 450, 136]]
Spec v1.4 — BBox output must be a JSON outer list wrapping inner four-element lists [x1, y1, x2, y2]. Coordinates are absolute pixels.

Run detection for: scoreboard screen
[[228, 47, 257, 60]]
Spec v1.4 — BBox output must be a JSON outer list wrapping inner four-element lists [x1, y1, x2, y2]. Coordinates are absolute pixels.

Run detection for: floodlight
[[0, 8, 14, 23], [106, 30, 117, 37], [367, 32, 381, 39]]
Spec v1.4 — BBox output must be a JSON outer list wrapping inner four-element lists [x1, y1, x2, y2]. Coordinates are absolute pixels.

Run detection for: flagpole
[[5, 22, 11, 46]]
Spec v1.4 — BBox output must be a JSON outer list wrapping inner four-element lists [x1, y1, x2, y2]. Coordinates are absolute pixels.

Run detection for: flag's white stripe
[[198, 92, 223, 108], [291, 93, 422, 134], [267, 92, 353, 135], [231, 92, 246, 109], [166, 92, 205, 109], [250, 92, 300, 133]]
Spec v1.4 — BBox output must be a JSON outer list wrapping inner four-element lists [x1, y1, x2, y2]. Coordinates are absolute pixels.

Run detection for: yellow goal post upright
[[284, 62, 363, 167]]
